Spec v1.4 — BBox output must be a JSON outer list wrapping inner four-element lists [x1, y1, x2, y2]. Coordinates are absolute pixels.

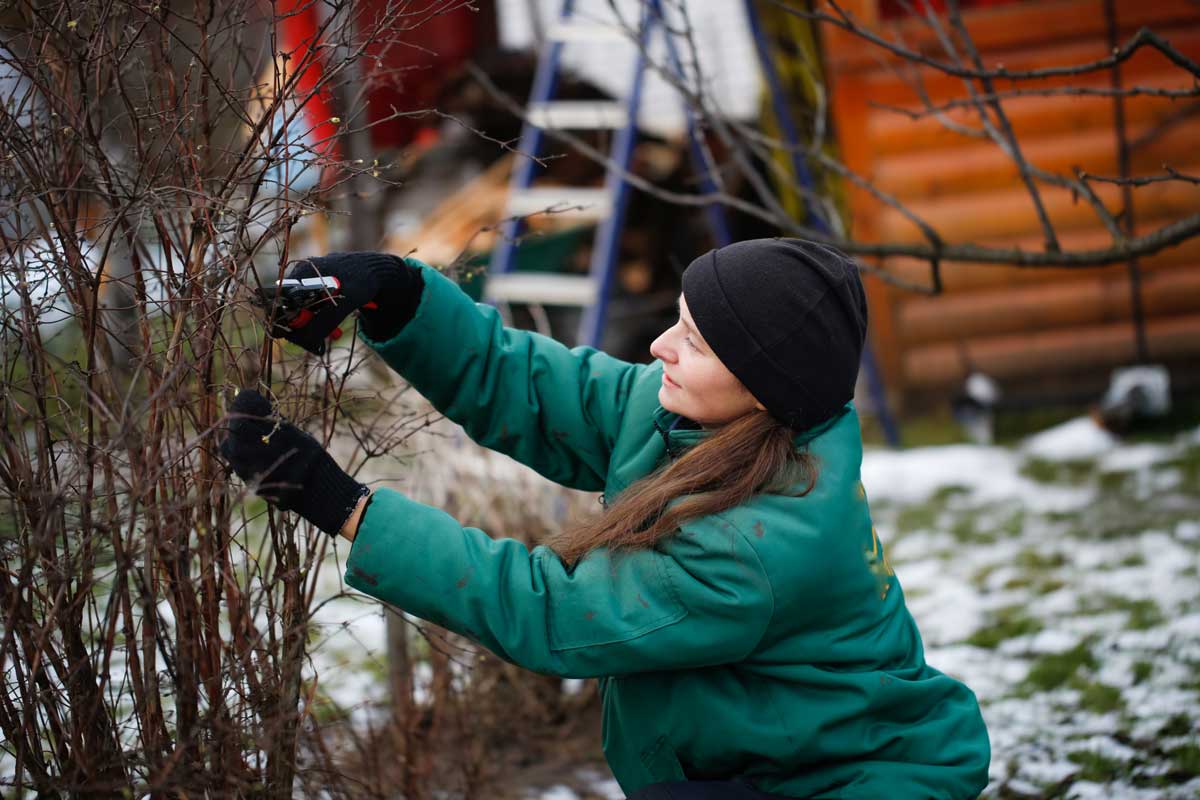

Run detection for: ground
[[864, 415, 1200, 799]]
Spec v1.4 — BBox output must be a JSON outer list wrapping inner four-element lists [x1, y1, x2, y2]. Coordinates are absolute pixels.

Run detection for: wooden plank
[[844, 25, 1200, 109], [867, 68, 1199, 157], [876, 169, 1200, 243], [903, 312, 1200, 387], [875, 120, 1197, 199], [879, 223, 1200, 292], [825, 0, 1200, 73], [898, 265, 1200, 345]]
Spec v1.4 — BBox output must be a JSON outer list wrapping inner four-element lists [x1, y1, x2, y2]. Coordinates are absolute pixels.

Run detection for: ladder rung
[[527, 101, 629, 130], [507, 187, 611, 221], [484, 273, 599, 306], [545, 20, 631, 43]]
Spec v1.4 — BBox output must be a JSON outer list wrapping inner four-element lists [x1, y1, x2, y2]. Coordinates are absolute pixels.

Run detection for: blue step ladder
[[486, 0, 730, 349]]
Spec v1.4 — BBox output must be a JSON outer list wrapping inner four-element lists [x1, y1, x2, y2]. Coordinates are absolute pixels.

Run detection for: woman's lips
[[663, 372, 681, 388]]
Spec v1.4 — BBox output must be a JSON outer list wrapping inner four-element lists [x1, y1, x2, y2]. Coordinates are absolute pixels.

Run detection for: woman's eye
[[684, 337, 699, 351]]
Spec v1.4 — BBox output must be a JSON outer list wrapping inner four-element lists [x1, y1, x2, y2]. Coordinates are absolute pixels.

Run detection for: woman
[[221, 238, 990, 799]]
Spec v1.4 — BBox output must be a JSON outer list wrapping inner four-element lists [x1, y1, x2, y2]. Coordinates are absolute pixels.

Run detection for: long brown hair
[[545, 408, 817, 567]]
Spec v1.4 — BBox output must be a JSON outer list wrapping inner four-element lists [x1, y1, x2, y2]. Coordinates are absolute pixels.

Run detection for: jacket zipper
[[653, 416, 680, 460]]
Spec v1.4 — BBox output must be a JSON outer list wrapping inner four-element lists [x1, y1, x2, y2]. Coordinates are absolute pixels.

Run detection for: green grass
[[895, 502, 942, 535], [862, 410, 966, 448], [1124, 599, 1165, 630], [949, 509, 999, 544], [1119, 552, 1148, 568], [992, 406, 1084, 445], [1001, 575, 1066, 593], [1159, 714, 1193, 738], [1160, 449, 1200, 488], [971, 563, 1004, 589], [1072, 680, 1124, 714], [1019, 641, 1099, 694], [1067, 750, 1126, 782], [1097, 469, 1135, 494], [1020, 457, 1096, 486], [1076, 595, 1166, 631], [1000, 508, 1028, 538], [1170, 744, 1200, 777], [966, 606, 1044, 649], [1014, 548, 1068, 571]]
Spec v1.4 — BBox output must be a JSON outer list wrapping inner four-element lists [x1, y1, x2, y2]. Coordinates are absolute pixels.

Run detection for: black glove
[[267, 252, 425, 355], [219, 389, 370, 536]]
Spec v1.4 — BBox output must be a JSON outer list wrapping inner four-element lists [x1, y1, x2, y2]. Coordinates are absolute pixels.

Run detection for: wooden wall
[[822, 0, 1200, 409]]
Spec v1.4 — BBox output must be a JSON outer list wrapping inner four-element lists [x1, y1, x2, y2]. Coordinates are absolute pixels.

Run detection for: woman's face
[[649, 294, 765, 428]]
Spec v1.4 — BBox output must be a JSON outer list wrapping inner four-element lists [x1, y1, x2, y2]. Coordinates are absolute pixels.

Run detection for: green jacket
[[345, 260, 990, 799]]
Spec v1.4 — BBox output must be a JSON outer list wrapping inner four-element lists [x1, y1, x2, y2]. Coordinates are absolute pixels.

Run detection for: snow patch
[[862, 445, 1094, 511], [1021, 416, 1117, 461], [1098, 443, 1173, 473]]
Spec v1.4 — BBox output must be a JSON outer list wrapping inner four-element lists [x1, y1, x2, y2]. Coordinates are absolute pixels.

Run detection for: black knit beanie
[[681, 238, 868, 433]]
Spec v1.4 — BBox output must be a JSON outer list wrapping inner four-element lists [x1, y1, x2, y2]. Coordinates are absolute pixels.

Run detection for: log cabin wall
[[822, 0, 1200, 411]]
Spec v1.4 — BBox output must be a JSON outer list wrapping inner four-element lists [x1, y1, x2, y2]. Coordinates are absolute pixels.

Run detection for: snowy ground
[[293, 415, 1200, 798], [864, 417, 1200, 800]]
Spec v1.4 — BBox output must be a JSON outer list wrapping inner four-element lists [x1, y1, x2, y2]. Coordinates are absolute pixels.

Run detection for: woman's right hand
[[266, 252, 424, 355]]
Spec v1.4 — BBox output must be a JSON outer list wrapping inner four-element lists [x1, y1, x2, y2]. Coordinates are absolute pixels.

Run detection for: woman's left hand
[[219, 389, 369, 537]]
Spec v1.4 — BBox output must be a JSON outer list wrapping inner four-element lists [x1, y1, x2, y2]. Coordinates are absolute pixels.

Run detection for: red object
[[414, 126, 441, 147], [357, 2, 483, 149], [288, 308, 315, 330], [276, 1, 488, 159], [277, 0, 340, 163]]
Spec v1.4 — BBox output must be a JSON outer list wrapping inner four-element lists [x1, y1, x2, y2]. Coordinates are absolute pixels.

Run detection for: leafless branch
[[870, 88, 1200, 120], [1080, 166, 1200, 187]]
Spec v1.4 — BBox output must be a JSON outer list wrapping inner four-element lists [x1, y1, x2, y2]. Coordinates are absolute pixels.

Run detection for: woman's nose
[[649, 331, 672, 362]]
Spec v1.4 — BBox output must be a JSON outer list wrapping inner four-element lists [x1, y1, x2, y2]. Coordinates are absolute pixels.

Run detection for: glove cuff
[[302, 452, 371, 537], [359, 256, 425, 342]]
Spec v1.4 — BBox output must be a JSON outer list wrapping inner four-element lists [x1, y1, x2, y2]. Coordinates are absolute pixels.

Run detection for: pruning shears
[[253, 275, 377, 340]]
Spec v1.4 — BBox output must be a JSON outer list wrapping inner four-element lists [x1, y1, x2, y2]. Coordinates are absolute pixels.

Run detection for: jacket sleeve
[[357, 258, 648, 492], [343, 487, 775, 679]]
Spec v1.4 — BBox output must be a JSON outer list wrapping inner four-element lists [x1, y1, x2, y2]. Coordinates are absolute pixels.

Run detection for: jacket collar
[[651, 402, 853, 459]]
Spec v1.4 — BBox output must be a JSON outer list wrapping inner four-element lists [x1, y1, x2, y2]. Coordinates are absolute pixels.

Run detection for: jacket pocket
[[639, 735, 687, 784], [547, 548, 687, 652]]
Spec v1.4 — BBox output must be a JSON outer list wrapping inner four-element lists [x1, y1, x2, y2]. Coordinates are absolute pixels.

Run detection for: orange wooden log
[[825, 0, 1200, 74], [899, 265, 1200, 345], [867, 68, 1199, 158], [877, 169, 1200, 243], [844, 25, 1200, 110], [903, 312, 1200, 387], [874, 119, 1197, 199], [879, 223, 1200, 292]]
